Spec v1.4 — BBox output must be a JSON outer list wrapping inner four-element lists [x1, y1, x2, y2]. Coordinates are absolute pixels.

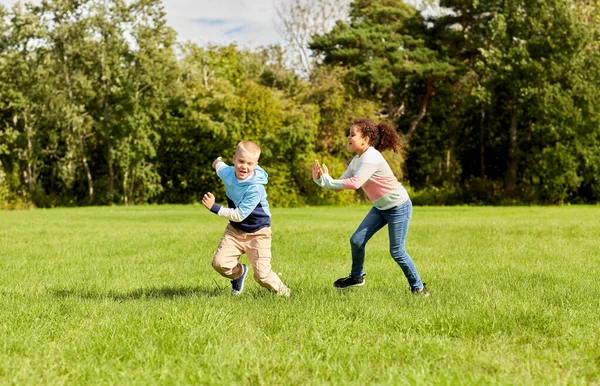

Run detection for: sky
[[161, 0, 284, 48], [0, 0, 285, 48]]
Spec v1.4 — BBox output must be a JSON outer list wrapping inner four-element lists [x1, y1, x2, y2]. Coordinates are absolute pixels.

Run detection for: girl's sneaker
[[333, 275, 365, 289], [411, 283, 429, 297]]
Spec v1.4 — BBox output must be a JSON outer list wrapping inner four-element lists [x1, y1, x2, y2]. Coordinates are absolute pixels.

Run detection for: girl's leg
[[350, 207, 386, 278], [384, 200, 423, 289]]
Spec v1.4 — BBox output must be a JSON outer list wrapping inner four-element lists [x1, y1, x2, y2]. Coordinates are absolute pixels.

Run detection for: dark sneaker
[[411, 283, 429, 297], [231, 264, 248, 296], [333, 275, 365, 289]]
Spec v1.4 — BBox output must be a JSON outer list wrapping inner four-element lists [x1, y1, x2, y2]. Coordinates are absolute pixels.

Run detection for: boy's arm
[[208, 186, 261, 222], [213, 157, 228, 177]]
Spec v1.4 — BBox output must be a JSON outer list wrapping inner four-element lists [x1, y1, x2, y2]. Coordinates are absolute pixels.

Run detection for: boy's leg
[[349, 207, 387, 278], [212, 224, 245, 280], [245, 227, 289, 294]]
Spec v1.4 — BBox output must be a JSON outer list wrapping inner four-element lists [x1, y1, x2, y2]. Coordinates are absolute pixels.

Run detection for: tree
[[310, 0, 456, 145], [116, 0, 179, 204], [0, 1, 50, 203], [43, 0, 97, 203], [84, 0, 131, 203], [275, 0, 351, 77], [157, 44, 242, 203], [438, 0, 600, 201], [158, 44, 321, 207]]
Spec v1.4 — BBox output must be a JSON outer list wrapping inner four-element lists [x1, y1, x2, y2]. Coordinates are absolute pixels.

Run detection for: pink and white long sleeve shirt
[[314, 147, 409, 210]]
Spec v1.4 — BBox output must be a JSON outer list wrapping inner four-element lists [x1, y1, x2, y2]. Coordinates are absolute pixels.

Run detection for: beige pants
[[212, 224, 287, 293]]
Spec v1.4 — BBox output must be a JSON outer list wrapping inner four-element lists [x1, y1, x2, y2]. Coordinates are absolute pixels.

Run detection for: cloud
[[194, 18, 229, 27], [163, 0, 284, 48], [0, 0, 285, 48], [224, 26, 244, 36]]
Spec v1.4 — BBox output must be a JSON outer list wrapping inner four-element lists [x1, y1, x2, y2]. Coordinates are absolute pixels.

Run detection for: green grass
[[1, 205, 599, 385]]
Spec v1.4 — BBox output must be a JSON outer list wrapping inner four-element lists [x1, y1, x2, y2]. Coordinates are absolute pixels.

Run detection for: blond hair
[[236, 141, 261, 158]]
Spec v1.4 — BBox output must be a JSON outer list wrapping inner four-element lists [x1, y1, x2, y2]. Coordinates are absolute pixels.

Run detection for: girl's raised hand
[[312, 160, 322, 180]]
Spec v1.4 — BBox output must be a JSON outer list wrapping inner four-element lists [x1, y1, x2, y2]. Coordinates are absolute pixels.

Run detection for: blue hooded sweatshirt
[[209, 160, 271, 233]]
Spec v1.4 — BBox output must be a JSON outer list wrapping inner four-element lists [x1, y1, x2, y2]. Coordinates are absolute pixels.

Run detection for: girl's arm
[[317, 162, 378, 191]]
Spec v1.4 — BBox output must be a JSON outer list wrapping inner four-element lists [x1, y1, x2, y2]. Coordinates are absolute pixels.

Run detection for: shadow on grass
[[51, 284, 227, 301]]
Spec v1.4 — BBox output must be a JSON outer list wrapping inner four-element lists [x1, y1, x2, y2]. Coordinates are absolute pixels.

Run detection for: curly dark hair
[[352, 118, 401, 153]]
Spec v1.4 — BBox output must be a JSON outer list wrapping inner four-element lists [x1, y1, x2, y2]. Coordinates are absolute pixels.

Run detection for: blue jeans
[[350, 199, 423, 289]]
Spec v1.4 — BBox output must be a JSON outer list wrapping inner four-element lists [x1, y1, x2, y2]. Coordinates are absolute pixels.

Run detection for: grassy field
[[1, 205, 599, 385]]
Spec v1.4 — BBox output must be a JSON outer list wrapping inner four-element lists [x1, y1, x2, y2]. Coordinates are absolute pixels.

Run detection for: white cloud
[[164, 0, 285, 47], [0, 0, 286, 48]]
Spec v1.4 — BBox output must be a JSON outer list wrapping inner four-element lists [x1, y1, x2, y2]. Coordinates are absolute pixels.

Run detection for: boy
[[202, 141, 290, 297]]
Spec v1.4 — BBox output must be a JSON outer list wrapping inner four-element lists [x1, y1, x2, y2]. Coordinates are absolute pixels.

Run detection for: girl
[[312, 118, 428, 296]]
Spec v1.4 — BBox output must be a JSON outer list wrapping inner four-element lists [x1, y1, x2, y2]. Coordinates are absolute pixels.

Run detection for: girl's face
[[232, 151, 259, 180], [347, 125, 370, 155]]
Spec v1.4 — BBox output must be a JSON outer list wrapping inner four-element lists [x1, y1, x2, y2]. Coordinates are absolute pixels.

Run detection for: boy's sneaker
[[333, 275, 365, 289], [231, 264, 248, 296], [411, 283, 429, 297], [276, 286, 291, 298]]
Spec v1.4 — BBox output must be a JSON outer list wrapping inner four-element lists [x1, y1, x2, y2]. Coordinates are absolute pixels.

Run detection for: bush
[[262, 165, 305, 208], [296, 154, 364, 206], [409, 185, 462, 206], [0, 162, 32, 210], [0, 164, 7, 208]]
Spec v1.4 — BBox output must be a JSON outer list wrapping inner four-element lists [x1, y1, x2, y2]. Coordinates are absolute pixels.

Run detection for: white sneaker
[[276, 286, 291, 298]]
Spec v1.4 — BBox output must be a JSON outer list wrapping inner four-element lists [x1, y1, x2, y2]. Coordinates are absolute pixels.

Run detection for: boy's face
[[232, 150, 259, 180]]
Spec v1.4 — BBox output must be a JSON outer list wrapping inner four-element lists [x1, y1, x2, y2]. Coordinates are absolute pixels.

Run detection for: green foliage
[[158, 112, 234, 203], [157, 44, 321, 206], [437, 0, 600, 202], [534, 144, 584, 204], [0, 162, 7, 207], [305, 66, 379, 155], [0, 160, 31, 209], [381, 149, 405, 181], [261, 165, 304, 207], [0, 0, 181, 206], [303, 153, 364, 205], [1, 0, 600, 207], [310, 0, 455, 134]]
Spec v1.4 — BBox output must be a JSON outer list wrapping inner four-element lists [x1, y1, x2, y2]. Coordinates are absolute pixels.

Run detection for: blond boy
[[202, 141, 290, 297]]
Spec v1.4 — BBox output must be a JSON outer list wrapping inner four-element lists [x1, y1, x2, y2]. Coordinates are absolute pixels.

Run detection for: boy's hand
[[202, 192, 215, 209], [212, 157, 222, 169], [312, 160, 324, 180]]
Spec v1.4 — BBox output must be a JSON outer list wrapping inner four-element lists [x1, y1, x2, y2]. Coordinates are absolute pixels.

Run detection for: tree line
[[1, 0, 599, 208]]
